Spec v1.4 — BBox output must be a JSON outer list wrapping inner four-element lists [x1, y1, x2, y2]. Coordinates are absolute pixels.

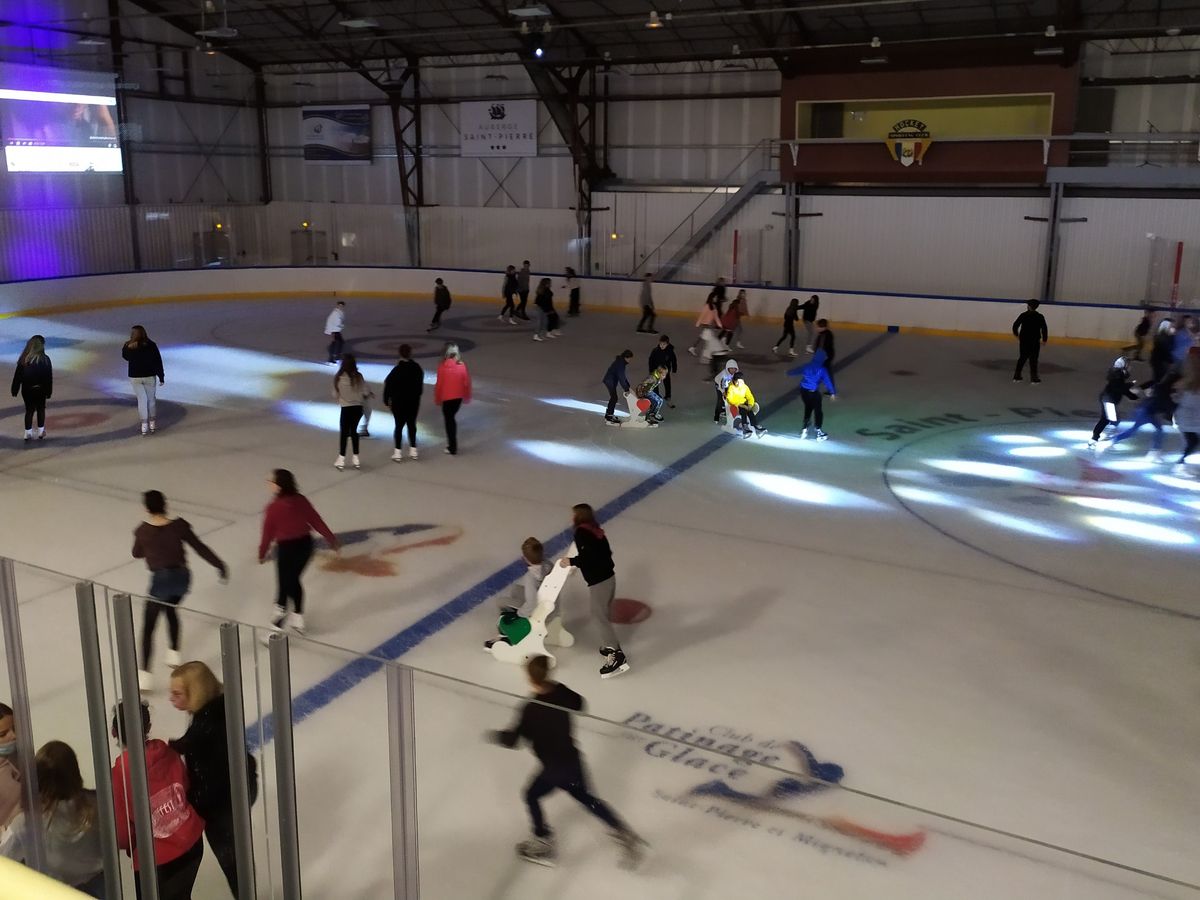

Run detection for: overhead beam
[[126, 0, 261, 71]]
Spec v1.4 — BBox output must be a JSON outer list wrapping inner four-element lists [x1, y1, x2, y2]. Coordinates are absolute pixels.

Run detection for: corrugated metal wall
[[0, 206, 131, 281], [420, 206, 578, 272]]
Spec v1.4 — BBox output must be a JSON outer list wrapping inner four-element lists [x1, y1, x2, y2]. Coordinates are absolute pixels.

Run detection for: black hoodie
[[568, 523, 615, 586]]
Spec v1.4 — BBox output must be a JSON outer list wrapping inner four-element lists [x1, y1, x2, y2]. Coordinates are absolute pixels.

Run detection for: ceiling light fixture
[[1033, 46, 1064, 56], [646, 10, 663, 28], [339, 18, 380, 29], [196, 0, 237, 39], [731, 42, 741, 55], [542, 21, 552, 33], [870, 35, 881, 48], [1165, 25, 1182, 36], [510, 3, 552, 17], [519, 21, 530, 35], [534, 46, 544, 58], [1044, 25, 1056, 37]]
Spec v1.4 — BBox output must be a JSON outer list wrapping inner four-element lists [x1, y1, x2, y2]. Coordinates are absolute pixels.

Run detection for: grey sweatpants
[[588, 576, 621, 650]]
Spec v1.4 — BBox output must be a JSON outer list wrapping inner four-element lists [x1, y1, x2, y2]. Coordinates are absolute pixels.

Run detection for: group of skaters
[[1087, 312, 1200, 470]]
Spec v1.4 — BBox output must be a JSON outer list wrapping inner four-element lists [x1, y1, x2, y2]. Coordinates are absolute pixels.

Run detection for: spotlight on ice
[[1085, 516, 1195, 546], [278, 401, 339, 431], [1008, 446, 1069, 459], [1064, 496, 1173, 517], [973, 509, 1073, 540], [1103, 459, 1157, 471], [927, 459, 1042, 483], [756, 434, 872, 455], [512, 440, 658, 474], [891, 486, 964, 508], [539, 397, 612, 415], [737, 471, 885, 509], [990, 434, 1046, 445], [1149, 474, 1200, 492], [1050, 429, 1095, 442]]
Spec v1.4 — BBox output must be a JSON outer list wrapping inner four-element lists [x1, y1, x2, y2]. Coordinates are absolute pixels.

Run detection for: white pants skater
[[130, 376, 157, 422]]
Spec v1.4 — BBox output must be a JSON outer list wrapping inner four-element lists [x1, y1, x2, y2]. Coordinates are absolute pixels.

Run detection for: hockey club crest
[[886, 119, 931, 167]]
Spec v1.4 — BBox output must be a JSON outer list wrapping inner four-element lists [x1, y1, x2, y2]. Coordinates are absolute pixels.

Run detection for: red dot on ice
[[610, 598, 652, 624]]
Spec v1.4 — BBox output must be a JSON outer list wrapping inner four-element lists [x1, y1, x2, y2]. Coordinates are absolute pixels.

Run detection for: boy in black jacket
[[428, 278, 451, 332], [1012, 299, 1049, 383], [489, 656, 644, 869], [602, 350, 634, 425], [383, 344, 424, 461], [648, 335, 678, 409]]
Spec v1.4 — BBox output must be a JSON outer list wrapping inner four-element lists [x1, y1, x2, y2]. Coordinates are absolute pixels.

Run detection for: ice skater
[[132, 490, 227, 691], [720, 290, 747, 348], [688, 291, 722, 356], [559, 503, 629, 678], [122, 325, 165, 436], [1172, 352, 1200, 474], [1089, 356, 1139, 448], [10, 335, 52, 442], [258, 469, 340, 635], [710, 276, 728, 317], [634, 366, 668, 425], [724, 371, 766, 438], [1124, 308, 1152, 361], [787, 349, 836, 440], [500, 265, 520, 324], [324, 300, 346, 363], [487, 656, 644, 869], [648, 334, 677, 408], [636, 272, 657, 333], [602, 350, 633, 426], [713, 356, 740, 424], [333, 353, 370, 470], [0, 703, 22, 830], [383, 344, 423, 461], [428, 278, 451, 332], [532, 278, 560, 341], [485, 537, 552, 650], [772, 298, 801, 357], [434, 343, 471, 455], [1150, 319, 1177, 385], [1096, 370, 1177, 461], [800, 294, 820, 352], [812, 319, 836, 370], [1012, 299, 1048, 383], [516, 260, 532, 320], [565, 267, 581, 317]]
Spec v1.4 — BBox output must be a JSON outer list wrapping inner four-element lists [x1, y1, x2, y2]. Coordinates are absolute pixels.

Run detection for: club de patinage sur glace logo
[[622, 711, 926, 865]]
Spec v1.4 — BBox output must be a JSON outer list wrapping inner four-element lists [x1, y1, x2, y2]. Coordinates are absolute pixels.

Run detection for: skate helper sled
[[489, 544, 578, 667]]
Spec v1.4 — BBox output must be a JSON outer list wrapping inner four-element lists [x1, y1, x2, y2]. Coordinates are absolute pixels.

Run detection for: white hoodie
[[324, 307, 345, 335]]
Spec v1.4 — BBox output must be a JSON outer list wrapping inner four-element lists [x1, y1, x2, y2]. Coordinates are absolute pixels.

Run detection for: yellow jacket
[[725, 381, 755, 407]]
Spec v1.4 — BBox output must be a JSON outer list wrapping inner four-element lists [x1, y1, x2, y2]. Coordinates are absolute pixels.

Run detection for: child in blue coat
[[787, 350, 836, 440]]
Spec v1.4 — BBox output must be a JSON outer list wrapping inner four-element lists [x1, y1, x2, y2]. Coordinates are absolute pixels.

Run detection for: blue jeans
[[646, 391, 663, 418], [1112, 409, 1164, 450]]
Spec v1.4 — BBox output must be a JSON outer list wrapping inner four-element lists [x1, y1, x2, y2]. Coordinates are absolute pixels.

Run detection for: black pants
[[605, 385, 619, 418], [392, 402, 419, 448], [1180, 432, 1199, 463], [525, 764, 622, 839], [714, 387, 727, 422], [568, 288, 580, 316], [442, 398, 462, 453], [204, 810, 241, 898], [737, 405, 760, 431], [141, 595, 182, 669], [801, 388, 823, 428], [661, 372, 672, 400], [776, 320, 796, 349], [1014, 343, 1041, 380], [500, 292, 516, 318], [430, 306, 447, 327], [547, 310, 560, 331], [1092, 400, 1122, 441], [135, 838, 202, 900], [516, 290, 530, 317], [327, 332, 343, 363], [276, 535, 313, 614], [339, 405, 363, 455], [637, 306, 656, 332], [21, 390, 46, 429]]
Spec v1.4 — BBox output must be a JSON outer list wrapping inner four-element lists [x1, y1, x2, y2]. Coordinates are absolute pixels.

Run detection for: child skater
[[1089, 356, 1140, 449], [724, 372, 766, 438], [634, 366, 668, 425], [787, 349, 836, 440], [648, 335, 677, 408], [559, 503, 629, 678], [1097, 370, 1178, 461], [1172, 351, 1200, 474], [428, 277, 452, 332], [488, 656, 645, 869], [688, 292, 722, 356], [485, 538, 553, 650], [713, 356, 739, 424], [773, 299, 800, 357]]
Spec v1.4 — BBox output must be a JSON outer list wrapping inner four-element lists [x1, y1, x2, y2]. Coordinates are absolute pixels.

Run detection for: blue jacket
[[602, 355, 630, 391], [787, 350, 834, 393]]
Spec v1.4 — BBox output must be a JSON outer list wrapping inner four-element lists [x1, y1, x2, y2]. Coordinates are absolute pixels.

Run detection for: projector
[[196, 26, 238, 39], [510, 4, 552, 18]]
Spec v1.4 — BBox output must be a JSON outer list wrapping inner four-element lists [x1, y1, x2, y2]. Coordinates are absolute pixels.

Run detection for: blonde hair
[[443, 343, 461, 361], [18, 335, 46, 367], [170, 661, 223, 713]]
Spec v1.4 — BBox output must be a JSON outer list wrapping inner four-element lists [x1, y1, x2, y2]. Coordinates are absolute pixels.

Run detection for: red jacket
[[259, 494, 338, 560], [720, 303, 743, 330], [112, 740, 205, 870], [434, 359, 472, 404]]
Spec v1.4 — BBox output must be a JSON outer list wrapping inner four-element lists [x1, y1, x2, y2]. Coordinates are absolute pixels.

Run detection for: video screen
[[0, 63, 121, 173]]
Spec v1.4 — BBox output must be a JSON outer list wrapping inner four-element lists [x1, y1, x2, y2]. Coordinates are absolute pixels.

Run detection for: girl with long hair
[[121, 325, 164, 436], [10, 334, 52, 441], [333, 353, 370, 470], [773, 299, 801, 357], [259, 469, 339, 634], [0, 740, 105, 897], [434, 343, 472, 455], [558, 504, 630, 678]]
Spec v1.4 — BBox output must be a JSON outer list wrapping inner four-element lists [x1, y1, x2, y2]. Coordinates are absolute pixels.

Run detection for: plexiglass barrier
[[0, 556, 1197, 899]]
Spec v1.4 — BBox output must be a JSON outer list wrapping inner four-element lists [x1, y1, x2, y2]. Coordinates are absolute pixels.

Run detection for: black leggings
[[1092, 401, 1122, 441], [430, 306, 447, 326], [136, 838, 202, 900], [275, 535, 314, 614], [801, 388, 823, 428], [392, 402, 419, 448], [568, 288, 581, 316], [637, 306, 656, 331], [776, 320, 796, 349], [22, 391, 46, 429], [1180, 432, 1199, 463], [327, 332, 343, 363], [204, 810, 241, 898], [339, 405, 363, 455], [525, 765, 622, 839], [1014, 343, 1041, 380], [141, 595, 182, 669], [442, 398, 462, 453], [737, 405, 760, 430], [500, 292, 516, 317]]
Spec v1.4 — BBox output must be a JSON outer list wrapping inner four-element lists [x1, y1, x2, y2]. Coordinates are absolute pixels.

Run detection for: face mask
[[0, 743, 17, 758]]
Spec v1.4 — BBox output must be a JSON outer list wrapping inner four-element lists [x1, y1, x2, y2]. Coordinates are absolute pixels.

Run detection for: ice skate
[[755, 427, 767, 437], [1147, 449, 1165, 464], [687, 346, 697, 356], [605, 416, 621, 426], [358, 427, 370, 437], [270, 606, 287, 631], [600, 648, 630, 679], [164, 649, 182, 669], [801, 427, 809, 439], [408, 447, 419, 459], [334, 455, 345, 470], [611, 829, 648, 870], [148, 418, 157, 433], [392, 449, 403, 462], [141, 422, 149, 436], [533, 334, 545, 342], [788, 348, 798, 357], [771, 345, 779, 354], [138, 670, 154, 692], [1087, 439, 1098, 450], [516, 836, 557, 867], [36, 427, 45, 440], [352, 454, 361, 469], [804, 345, 813, 353], [815, 429, 829, 441], [287, 613, 306, 635], [23, 429, 32, 442]]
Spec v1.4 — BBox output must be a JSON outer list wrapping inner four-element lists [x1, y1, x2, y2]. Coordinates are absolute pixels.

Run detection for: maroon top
[[132, 519, 225, 574], [259, 495, 338, 560]]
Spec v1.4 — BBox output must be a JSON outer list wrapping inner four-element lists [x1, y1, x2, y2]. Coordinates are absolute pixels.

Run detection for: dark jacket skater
[[647, 337, 678, 403], [1012, 300, 1049, 382], [602, 351, 633, 422]]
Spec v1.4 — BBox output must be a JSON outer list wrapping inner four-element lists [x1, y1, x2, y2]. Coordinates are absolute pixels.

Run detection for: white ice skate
[[490, 545, 577, 668], [516, 836, 557, 867]]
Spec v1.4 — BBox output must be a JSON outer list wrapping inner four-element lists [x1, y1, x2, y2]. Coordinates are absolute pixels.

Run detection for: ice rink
[[1, 294, 1198, 899]]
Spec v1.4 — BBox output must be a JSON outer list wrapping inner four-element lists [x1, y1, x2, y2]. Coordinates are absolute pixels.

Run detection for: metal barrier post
[[386, 663, 420, 900], [268, 633, 303, 899], [220, 623, 258, 900], [112, 593, 160, 900], [75, 583, 124, 899], [0, 558, 46, 872]]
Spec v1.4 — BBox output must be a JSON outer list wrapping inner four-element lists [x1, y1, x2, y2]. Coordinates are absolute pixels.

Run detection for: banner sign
[[885, 118, 931, 167], [459, 99, 537, 158], [302, 106, 372, 163]]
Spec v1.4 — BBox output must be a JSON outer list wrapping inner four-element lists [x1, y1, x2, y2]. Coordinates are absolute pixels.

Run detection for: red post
[[731, 229, 740, 285], [1170, 240, 1184, 308]]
